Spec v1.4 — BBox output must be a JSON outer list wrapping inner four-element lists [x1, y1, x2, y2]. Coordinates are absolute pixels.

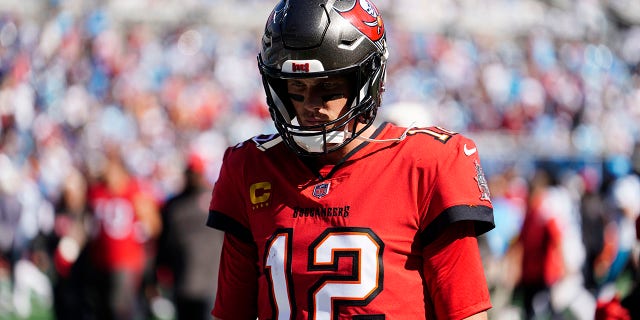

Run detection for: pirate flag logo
[[336, 0, 385, 42], [474, 161, 491, 202]]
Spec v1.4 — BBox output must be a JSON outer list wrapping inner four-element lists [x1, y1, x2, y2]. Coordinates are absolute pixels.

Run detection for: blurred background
[[0, 0, 639, 319]]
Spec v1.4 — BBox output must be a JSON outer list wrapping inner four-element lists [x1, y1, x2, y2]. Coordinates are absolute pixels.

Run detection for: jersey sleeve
[[212, 233, 259, 320], [423, 221, 492, 320], [206, 146, 253, 243], [207, 145, 260, 319], [420, 134, 494, 246]]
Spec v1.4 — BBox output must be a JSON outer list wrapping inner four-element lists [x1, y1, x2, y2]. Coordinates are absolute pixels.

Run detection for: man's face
[[286, 75, 351, 129]]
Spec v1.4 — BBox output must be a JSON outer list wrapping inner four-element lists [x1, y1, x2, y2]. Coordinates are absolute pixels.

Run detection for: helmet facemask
[[259, 52, 386, 156]]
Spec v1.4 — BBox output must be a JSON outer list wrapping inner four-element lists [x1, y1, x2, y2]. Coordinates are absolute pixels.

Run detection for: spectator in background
[[619, 211, 639, 320], [579, 167, 607, 293], [86, 147, 161, 320], [599, 169, 640, 286], [619, 143, 640, 318], [0, 154, 23, 315], [155, 153, 223, 320], [483, 168, 526, 316], [514, 169, 565, 319], [50, 167, 91, 320]]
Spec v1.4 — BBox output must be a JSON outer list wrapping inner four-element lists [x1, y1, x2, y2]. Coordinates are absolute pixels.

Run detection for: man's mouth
[[299, 117, 328, 127]]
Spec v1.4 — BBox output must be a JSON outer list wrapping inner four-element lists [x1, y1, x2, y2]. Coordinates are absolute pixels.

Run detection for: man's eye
[[289, 94, 304, 102], [322, 94, 344, 101], [322, 82, 342, 90]]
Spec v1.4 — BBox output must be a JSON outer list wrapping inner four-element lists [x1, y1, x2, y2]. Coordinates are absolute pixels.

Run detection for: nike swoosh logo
[[463, 144, 477, 156]]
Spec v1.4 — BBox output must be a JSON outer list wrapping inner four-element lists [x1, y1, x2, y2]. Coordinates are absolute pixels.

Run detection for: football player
[[207, 0, 495, 319]]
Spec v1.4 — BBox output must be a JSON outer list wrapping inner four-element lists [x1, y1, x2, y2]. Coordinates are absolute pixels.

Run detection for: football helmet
[[258, 0, 388, 156]]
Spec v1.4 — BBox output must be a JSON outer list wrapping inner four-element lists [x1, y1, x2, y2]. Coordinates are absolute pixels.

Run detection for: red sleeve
[[420, 134, 494, 245], [423, 221, 492, 320], [209, 147, 250, 227], [431, 136, 492, 209], [207, 146, 253, 242], [212, 233, 259, 320]]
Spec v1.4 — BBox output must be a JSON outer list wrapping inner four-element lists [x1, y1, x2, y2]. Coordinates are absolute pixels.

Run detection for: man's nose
[[303, 90, 324, 110]]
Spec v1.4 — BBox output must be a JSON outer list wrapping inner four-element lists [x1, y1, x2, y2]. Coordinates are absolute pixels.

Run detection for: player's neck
[[309, 124, 377, 166]]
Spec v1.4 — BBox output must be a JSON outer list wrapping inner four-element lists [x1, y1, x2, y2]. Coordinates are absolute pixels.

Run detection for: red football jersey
[[88, 179, 148, 272], [208, 123, 494, 320]]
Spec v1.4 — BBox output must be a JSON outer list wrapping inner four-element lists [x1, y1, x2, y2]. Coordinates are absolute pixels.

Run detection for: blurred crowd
[[0, 0, 639, 319]]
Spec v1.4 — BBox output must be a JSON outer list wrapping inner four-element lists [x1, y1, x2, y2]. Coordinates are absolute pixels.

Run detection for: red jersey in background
[[88, 178, 150, 272]]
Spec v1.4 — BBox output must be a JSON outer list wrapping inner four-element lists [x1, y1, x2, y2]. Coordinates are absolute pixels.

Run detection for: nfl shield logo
[[312, 182, 331, 199]]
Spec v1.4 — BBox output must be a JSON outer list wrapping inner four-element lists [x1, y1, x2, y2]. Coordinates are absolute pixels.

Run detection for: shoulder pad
[[251, 134, 282, 151], [406, 126, 458, 144]]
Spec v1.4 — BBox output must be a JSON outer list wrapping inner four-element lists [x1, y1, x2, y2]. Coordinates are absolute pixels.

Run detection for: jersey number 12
[[264, 227, 384, 320]]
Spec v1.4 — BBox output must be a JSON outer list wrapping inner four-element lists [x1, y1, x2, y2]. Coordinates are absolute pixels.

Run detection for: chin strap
[[291, 120, 416, 153], [291, 128, 348, 153], [351, 125, 413, 143]]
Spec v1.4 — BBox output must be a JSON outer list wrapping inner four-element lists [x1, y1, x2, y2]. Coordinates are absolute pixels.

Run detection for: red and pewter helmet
[[258, 0, 388, 156]]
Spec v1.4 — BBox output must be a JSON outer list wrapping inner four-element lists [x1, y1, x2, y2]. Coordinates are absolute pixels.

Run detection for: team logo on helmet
[[336, 0, 384, 42]]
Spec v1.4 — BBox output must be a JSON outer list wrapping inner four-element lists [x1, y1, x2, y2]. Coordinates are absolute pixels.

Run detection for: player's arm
[[422, 220, 492, 320], [211, 232, 259, 320]]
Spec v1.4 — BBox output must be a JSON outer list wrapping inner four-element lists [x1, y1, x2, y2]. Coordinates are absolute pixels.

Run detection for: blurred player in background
[[206, 0, 495, 319], [155, 153, 223, 320], [86, 148, 161, 320]]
